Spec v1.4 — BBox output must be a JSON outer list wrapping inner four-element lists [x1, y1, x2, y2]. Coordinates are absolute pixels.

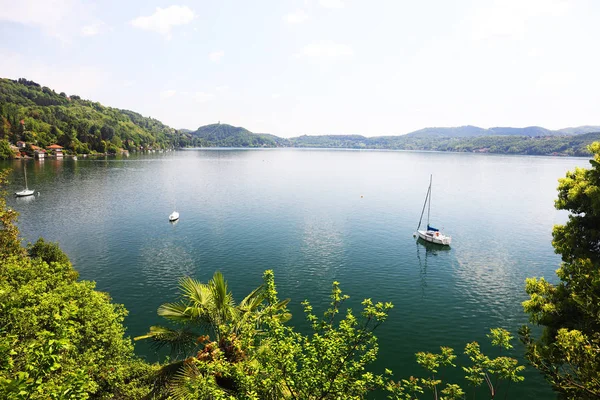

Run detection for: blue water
[[2, 149, 586, 399]]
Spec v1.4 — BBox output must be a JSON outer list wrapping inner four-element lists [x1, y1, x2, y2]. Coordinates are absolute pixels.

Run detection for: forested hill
[[0, 78, 189, 154], [188, 123, 288, 147], [287, 132, 600, 156]]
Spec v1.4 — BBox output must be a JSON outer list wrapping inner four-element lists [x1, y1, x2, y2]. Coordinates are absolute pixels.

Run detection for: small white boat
[[415, 175, 451, 246], [15, 164, 35, 197], [169, 211, 180, 222]]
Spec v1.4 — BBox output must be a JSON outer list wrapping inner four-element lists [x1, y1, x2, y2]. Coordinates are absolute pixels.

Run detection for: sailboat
[[415, 175, 451, 246], [15, 164, 35, 197], [168, 210, 179, 222]]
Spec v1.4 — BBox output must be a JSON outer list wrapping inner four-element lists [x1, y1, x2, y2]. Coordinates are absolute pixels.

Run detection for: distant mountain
[[488, 126, 552, 136], [188, 124, 286, 147], [404, 125, 598, 138], [183, 123, 599, 156], [556, 126, 600, 135], [404, 126, 488, 138]]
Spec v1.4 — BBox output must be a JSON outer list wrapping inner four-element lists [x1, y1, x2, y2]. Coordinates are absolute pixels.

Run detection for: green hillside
[[286, 132, 600, 156], [0, 78, 186, 154], [188, 123, 287, 147]]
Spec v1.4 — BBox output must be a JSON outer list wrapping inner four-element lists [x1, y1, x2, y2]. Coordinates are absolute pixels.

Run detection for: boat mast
[[24, 164, 28, 190], [416, 175, 432, 231], [427, 174, 431, 227]]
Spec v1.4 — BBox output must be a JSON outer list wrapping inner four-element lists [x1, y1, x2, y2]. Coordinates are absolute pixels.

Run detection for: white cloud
[[284, 10, 309, 24], [271, 93, 281, 99], [130, 5, 195, 38], [208, 50, 225, 62], [216, 85, 229, 92], [297, 41, 354, 59], [81, 22, 107, 36], [319, 0, 344, 9], [194, 92, 214, 102], [160, 89, 177, 99]]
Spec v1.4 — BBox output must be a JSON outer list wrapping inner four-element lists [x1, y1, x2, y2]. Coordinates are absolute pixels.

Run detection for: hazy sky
[[0, 0, 598, 137]]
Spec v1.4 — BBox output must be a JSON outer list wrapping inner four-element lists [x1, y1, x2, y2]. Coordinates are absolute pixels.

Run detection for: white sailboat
[[15, 164, 35, 197], [169, 211, 179, 222], [415, 175, 451, 246]]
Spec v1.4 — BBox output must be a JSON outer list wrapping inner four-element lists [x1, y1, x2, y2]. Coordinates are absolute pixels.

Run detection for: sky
[[0, 0, 598, 137]]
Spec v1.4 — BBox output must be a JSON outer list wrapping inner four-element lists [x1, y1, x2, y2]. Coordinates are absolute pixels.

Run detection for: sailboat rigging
[[15, 164, 35, 197], [414, 175, 451, 246]]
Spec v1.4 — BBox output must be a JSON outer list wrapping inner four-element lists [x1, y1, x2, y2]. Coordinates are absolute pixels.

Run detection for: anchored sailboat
[[415, 175, 451, 246], [15, 164, 35, 197]]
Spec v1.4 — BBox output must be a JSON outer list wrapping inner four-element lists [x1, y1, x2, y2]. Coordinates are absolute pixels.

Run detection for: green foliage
[[388, 328, 524, 400], [0, 173, 156, 399], [28, 237, 70, 265], [139, 272, 394, 399], [189, 123, 287, 148], [520, 142, 600, 399], [0, 139, 15, 160], [0, 169, 23, 259], [0, 77, 181, 153]]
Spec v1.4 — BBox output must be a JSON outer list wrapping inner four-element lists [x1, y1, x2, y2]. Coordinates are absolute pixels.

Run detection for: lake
[[2, 149, 586, 399]]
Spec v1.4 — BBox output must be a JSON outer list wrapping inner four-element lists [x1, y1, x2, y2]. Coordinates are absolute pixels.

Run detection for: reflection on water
[[415, 237, 452, 295], [15, 194, 36, 203]]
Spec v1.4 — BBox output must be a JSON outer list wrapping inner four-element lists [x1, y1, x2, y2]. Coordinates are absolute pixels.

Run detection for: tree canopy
[[520, 142, 600, 399]]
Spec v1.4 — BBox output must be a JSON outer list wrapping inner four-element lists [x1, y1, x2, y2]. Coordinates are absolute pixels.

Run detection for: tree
[[387, 328, 524, 400], [0, 169, 23, 259], [153, 272, 394, 400], [520, 142, 600, 399], [0, 140, 15, 160], [0, 171, 157, 399]]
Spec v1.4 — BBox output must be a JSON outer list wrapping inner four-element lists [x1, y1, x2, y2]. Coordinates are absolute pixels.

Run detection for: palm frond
[[209, 271, 237, 323], [179, 276, 212, 309], [238, 284, 266, 311], [134, 325, 199, 357], [158, 302, 199, 321], [170, 362, 201, 400]]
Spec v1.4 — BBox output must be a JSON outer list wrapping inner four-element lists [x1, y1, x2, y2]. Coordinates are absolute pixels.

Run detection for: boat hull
[[168, 211, 179, 222], [417, 230, 451, 246], [15, 189, 35, 197]]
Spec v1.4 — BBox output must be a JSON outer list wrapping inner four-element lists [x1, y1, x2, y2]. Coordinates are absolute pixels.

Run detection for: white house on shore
[[46, 144, 64, 157]]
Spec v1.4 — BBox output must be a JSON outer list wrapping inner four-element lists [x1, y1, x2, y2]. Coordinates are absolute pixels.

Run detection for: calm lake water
[[2, 149, 587, 399]]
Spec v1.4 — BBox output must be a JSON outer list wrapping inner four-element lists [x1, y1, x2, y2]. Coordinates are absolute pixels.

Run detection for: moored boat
[[15, 164, 35, 197], [169, 211, 180, 222], [414, 175, 451, 246]]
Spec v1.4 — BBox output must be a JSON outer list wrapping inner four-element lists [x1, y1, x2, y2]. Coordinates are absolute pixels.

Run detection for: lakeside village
[[4, 120, 175, 160]]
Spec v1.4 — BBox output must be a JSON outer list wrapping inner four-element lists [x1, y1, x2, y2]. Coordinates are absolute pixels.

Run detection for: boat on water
[[15, 164, 35, 197], [169, 211, 180, 222], [415, 175, 451, 246]]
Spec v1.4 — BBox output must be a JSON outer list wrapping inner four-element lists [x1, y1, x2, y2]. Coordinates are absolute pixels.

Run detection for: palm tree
[[135, 271, 290, 359]]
